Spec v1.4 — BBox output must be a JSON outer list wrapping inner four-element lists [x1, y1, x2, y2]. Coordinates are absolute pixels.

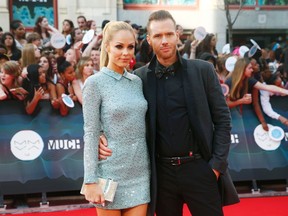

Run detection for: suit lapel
[[146, 69, 157, 139]]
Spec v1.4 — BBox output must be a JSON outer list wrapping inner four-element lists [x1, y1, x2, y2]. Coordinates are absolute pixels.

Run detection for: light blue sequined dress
[[82, 67, 150, 209]]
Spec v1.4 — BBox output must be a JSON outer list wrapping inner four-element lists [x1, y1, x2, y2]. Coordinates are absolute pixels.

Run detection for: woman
[[225, 57, 288, 108], [62, 19, 74, 37], [39, 55, 59, 108], [196, 33, 218, 59], [81, 21, 150, 216], [1, 32, 22, 61], [33, 16, 51, 46], [72, 56, 94, 104], [20, 43, 41, 78], [0, 61, 25, 100], [10, 20, 26, 50], [22, 64, 50, 114], [56, 56, 76, 116]]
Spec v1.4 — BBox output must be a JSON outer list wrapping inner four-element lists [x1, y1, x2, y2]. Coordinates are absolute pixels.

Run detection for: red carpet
[[8, 196, 288, 216]]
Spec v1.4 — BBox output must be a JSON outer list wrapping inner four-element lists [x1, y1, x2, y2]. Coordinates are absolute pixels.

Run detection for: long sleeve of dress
[[82, 75, 101, 183], [260, 89, 280, 120]]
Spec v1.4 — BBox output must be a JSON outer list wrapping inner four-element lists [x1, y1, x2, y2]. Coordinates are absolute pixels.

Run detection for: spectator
[[38, 55, 59, 109], [77, 15, 88, 32], [1, 32, 21, 61], [10, 20, 26, 50], [260, 70, 288, 126], [33, 16, 51, 47], [22, 64, 49, 114], [20, 43, 41, 78], [72, 56, 94, 104], [0, 61, 25, 100], [90, 48, 100, 72], [56, 56, 76, 116], [196, 33, 218, 59], [225, 57, 288, 109], [26, 32, 42, 48], [86, 20, 97, 32], [62, 19, 74, 37]]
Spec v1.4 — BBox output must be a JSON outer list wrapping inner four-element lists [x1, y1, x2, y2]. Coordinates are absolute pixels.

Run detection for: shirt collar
[[148, 51, 183, 72], [102, 67, 133, 81]]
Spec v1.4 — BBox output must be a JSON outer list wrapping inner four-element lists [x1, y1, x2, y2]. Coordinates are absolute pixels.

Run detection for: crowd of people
[[1, 13, 288, 120]]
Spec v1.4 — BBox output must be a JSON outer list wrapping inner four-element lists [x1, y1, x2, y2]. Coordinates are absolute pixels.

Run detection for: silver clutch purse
[[80, 178, 118, 203]]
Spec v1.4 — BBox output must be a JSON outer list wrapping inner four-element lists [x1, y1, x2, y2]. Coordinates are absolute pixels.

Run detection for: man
[[77, 15, 87, 32], [99, 10, 239, 216]]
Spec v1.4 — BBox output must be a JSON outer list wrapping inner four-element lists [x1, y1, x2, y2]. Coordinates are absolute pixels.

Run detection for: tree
[[223, 0, 245, 49]]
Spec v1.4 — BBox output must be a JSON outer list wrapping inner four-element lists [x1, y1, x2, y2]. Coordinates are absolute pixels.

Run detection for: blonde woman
[[72, 56, 94, 104], [0, 61, 25, 100], [21, 43, 41, 78], [81, 21, 150, 216]]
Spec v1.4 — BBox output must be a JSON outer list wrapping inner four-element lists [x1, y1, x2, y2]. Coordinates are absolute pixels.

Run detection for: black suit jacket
[[134, 55, 239, 216]]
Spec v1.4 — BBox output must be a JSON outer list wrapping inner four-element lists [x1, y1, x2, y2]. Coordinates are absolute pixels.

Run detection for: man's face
[[147, 19, 178, 65], [77, 18, 86, 30]]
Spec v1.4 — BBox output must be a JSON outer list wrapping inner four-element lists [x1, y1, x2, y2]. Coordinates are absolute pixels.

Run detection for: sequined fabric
[[82, 67, 150, 209]]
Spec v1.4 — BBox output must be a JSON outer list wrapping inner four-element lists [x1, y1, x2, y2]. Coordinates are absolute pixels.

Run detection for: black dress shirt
[[155, 61, 198, 157]]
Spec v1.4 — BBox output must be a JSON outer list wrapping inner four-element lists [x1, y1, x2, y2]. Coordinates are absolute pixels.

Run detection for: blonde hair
[[229, 58, 250, 101], [75, 56, 93, 79], [100, 21, 135, 69], [21, 43, 37, 68], [1, 61, 21, 86]]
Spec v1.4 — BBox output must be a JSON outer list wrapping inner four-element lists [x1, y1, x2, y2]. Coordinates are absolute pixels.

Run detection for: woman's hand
[[240, 93, 252, 105], [83, 183, 105, 205]]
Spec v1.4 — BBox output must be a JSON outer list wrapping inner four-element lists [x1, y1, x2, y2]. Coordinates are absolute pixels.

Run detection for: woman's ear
[[105, 43, 110, 53]]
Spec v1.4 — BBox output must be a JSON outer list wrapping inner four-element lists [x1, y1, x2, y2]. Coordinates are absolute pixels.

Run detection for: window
[[123, 0, 198, 10]]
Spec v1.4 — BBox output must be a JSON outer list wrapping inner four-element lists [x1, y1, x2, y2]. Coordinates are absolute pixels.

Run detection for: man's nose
[[161, 36, 168, 44]]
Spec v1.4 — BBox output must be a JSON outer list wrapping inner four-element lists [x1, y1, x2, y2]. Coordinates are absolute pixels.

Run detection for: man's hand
[[212, 169, 220, 180], [98, 135, 112, 160]]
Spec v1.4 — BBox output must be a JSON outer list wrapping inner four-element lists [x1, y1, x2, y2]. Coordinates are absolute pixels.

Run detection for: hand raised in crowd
[[34, 86, 45, 101]]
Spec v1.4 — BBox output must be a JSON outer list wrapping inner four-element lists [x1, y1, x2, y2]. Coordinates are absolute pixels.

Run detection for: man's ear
[[146, 35, 151, 45]]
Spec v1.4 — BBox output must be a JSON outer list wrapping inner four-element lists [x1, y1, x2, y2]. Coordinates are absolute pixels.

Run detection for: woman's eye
[[115, 45, 123, 49]]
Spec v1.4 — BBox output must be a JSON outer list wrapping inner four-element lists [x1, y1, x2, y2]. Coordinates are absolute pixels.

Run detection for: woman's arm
[[25, 87, 43, 115], [226, 93, 252, 108], [252, 88, 268, 131], [72, 80, 82, 104], [254, 81, 288, 95], [56, 83, 69, 116]]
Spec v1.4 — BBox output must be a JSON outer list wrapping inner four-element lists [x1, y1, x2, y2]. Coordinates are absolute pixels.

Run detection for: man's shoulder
[[133, 64, 150, 78]]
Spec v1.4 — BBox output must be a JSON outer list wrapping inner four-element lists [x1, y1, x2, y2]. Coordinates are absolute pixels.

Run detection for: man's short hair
[[146, 10, 176, 34]]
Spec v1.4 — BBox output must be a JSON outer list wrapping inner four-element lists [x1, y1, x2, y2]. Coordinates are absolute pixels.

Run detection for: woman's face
[[106, 30, 135, 73], [74, 29, 83, 42], [210, 36, 217, 47], [14, 23, 26, 38], [82, 60, 94, 77], [65, 49, 76, 64], [4, 35, 13, 47], [0, 68, 14, 87], [40, 18, 49, 28], [90, 21, 97, 31], [63, 66, 76, 82], [91, 50, 100, 65], [34, 44, 41, 58], [39, 56, 49, 72], [38, 67, 46, 84], [62, 21, 72, 33], [244, 63, 254, 78]]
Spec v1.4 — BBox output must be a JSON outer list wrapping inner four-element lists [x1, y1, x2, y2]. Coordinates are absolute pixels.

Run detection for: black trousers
[[155, 158, 224, 216]]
